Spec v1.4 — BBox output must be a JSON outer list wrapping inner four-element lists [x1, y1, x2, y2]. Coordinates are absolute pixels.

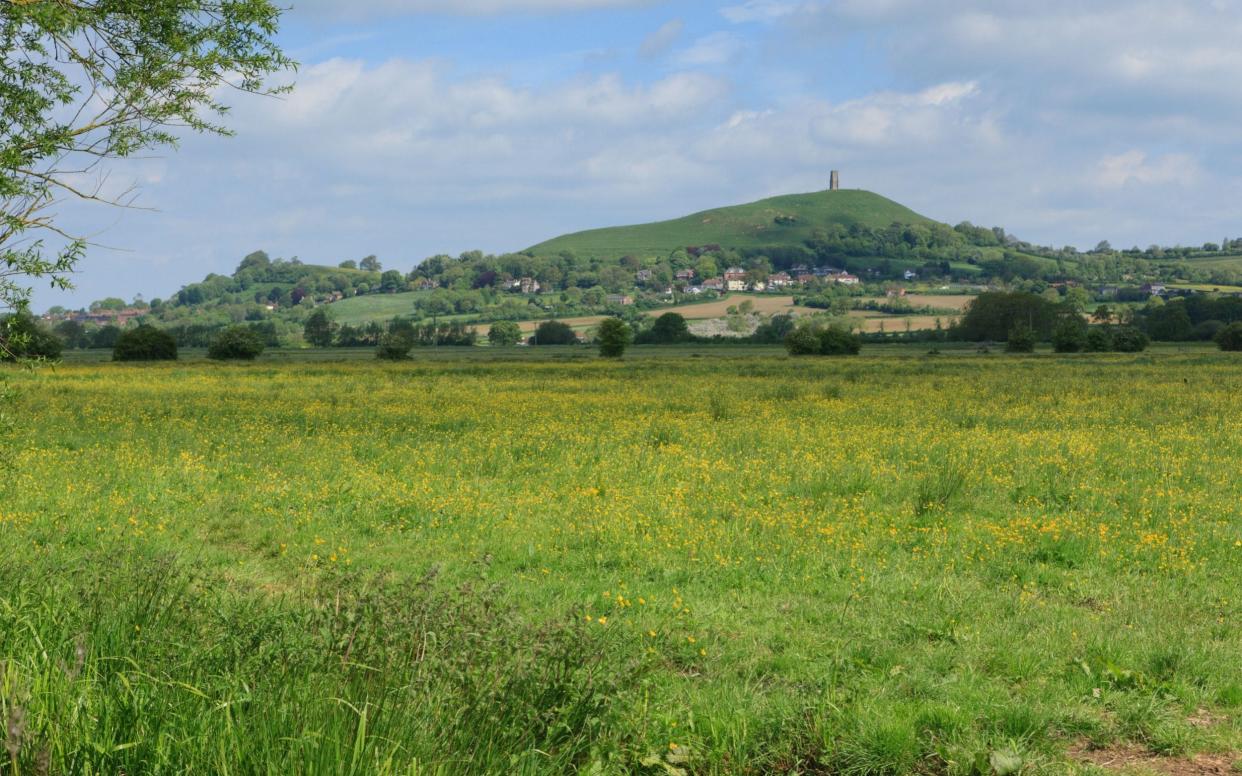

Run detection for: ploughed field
[[2, 354, 1241, 774]]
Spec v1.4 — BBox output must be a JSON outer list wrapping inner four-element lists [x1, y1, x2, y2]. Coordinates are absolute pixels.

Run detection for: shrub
[[1216, 321, 1242, 351], [1005, 323, 1037, 353], [112, 325, 177, 361], [1194, 320, 1226, 342], [818, 326, 862, 356], [784, 326, 821, 356], [647, 312, 690, 344], [376, 330, 414, 360], [1084, 326, 1113, 353], [1112, 326, 1150, 353], [1052, 316, 1087, 353], [0, 312, 63, 361], [596, 318, 632, 358], [207, 326, 266, 361], [533, 320, 577, 345], [488, 320, 522, 347]]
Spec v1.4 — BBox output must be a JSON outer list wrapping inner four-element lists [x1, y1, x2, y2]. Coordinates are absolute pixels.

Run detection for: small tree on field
[[649, 312, 690, 344], [113, 326, 178, 361], [1006, 323, 1037, 353], [376, 330, 414, 360], [0, 312, 62, 362], [533, 320, 578, 345], [1052, 316, 1088, 353], [1085, 327, 1113, 353], [208, 327, 265, 361], [784, 326, 821, 356], [597, 318, 632, 358], [303, 308, 336, 347], [1111, 326, 1149, 353], [488, 320, 522, 347], [818, 326, 861, 356], [1214, 321, 1242, 351]]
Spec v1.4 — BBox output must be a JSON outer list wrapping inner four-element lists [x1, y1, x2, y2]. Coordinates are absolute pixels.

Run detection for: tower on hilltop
[[830, 170, 840, 191]]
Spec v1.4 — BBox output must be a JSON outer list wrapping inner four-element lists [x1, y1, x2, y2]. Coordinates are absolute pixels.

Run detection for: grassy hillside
[[527, 189, 934, 257]]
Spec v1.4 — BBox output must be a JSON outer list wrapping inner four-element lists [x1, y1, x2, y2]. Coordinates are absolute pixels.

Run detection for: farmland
[[2, 353, 1241, 774]]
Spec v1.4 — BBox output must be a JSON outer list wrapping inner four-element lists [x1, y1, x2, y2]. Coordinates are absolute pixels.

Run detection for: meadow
[[2, 351, 1241, 774]]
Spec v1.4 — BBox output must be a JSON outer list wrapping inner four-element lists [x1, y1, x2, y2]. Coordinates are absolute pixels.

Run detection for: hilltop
[[527, 189, 934, 257]]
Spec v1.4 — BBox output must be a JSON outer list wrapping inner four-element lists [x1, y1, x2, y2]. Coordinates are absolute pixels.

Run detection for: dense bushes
[[533, 320, 578, 345], [207, 326, 266, 360], [596, 318, 632, 358], [112, 325, 177, 361], [638, 313, 690, 344], [487, 320, 522, 346], [1111, 326, 1150, 353], [1216, 322, 1242, 351], [1005, 323, 1037, 353], [1051, 316, 1088, 353], [0, 312, 63, 361], [785, 324, 860, 356], [955, 292, 1059, 341]]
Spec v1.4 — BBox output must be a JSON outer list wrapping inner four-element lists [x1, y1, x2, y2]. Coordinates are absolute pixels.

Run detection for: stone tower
[[830, 170, 840, 191]]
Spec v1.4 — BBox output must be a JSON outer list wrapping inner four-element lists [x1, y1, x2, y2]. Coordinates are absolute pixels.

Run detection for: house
[[702, 277, 724, 291], [749, 280, 767, 292], [675, 269, 696, 282], [1141, 282, 1167, 296], [790, 264, 810, 275], [1099, 285, 1120, 299], [509, 277, 541, 294], [415, 278, 440, 291], [768, 272, 792, 288], [635, 269, 654, 283], [834, 273, 860, 286], [903, 270, 918, 281], [606, 294, 634, 306], [794, 272, 816, 285], [722, 267, 748, 292]]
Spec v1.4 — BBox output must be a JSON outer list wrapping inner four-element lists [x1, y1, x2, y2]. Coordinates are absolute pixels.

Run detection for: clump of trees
[[488, 321, 522, 347], [785, 323, 860, 356], [113, 326, 178, 362], [208, 327, 266, 361], [533, 320, 578, 346], [1215, 322, 1242, 351], [0, 313, 62, 361]]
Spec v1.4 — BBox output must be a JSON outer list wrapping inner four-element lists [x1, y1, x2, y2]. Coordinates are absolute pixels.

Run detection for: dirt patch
[[1068, 741, 1238, 775], [860, 294, 976, 311]]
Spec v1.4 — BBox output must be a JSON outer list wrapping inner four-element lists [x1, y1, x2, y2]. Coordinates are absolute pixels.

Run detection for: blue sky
[[36, 0, 1242, 309]]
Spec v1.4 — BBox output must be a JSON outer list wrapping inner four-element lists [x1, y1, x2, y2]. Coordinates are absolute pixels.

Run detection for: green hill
[[527, 189, 934, 257]]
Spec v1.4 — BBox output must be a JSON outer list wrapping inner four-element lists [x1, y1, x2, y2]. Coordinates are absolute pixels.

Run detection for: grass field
[[3, 352, 1241, 774]]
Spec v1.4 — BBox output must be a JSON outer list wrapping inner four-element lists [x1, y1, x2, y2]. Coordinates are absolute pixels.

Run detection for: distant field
[[325, 291, 427, 324], [5, 354, 1240, 773], [860, 294, 976, 311]]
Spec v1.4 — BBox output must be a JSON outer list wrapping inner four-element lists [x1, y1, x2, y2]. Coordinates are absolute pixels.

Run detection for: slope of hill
[[527, 189, 934, 257]]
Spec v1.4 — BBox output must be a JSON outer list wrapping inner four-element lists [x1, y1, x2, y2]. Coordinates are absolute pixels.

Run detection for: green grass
[[3, 351, 1241, 773], [324, 291, 433, 325], [527, 189, 934, 258]]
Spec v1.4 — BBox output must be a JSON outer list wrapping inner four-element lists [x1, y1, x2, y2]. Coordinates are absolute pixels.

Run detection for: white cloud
[[639, 18, 684, 58], [1094, 151, 1200, 190], [721, 0, 802, 24], [673, 32, 746, 67]]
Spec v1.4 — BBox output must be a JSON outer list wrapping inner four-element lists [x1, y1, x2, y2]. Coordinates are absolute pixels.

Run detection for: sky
[[33, 0, 1242, 309]]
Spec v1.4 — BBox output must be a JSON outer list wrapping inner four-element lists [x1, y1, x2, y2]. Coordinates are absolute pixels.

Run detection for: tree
[[207, 327, 265, 361], [1111, 326, 1149, 353], [818, 326, 861, 356], [0, 312, 62, 361], [649, 313, 690, 344], [956, 292, 1058, 341], [1085, 327, 1113, 353], [1215, 322, 1242, 352], [360, 256, 382, 272], [339, 260, 358, 270], [488, 320, 522, 347], [533, 320, 577, 345], [303, 308, 335, 348], [380, 270, 405, 292], [596, 318, 632, 358], [1091, 305, 1113, 324], [0, 1, 291, 328], [1052, 316, 1088, 353], [784, 326, 821, 356], [113, 326, 178, 361], [1006, 323, 1037, 353]]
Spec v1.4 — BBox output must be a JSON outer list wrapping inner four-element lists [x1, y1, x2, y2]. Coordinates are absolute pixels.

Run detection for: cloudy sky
[[37, 0, 1242, 308]]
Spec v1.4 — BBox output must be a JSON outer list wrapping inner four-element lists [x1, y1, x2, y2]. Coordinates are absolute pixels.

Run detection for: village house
[[1141, 282, 1167, 296], [415, 278, 440, 291], [635, 269, 654, 283], [702, 277, 725, 291], [834, 273, 860, 286], [723, 267, 748, 292], [606, 293, 634, 305], [767, 271, 792, 288], [903, 270, 918, 281], [674, 269, 696, 282], [508, 277, 541, 294], [794, 272, 816, 285]]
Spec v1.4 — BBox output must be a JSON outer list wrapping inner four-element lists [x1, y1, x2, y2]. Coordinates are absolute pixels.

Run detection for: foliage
[[207, 326, 266, 361], [533, 320, 578, 346], [303, 308, 336, 348], [1052, 315, 1088, 353], [596, 318, 632, 358], [647, 313, 690, 344], [1005, 323, 1037, 353], [956, 292, 1058, 342], [818, 325, 862, 355], [376, 330, 414, 360], [784, 326, 821, 356], [1215, 321, 1242, 351], [0, 311, 62, 361], [750, 313, 795, 344], [1085, 326, 1114, 353], [112, 326, 177, 361], [1111, 326, 1150, 353], [487, 320, 522, 347]]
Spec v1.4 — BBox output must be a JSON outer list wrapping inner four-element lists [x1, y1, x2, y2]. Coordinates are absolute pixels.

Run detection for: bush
[[647, 313, 689, 344], [488, 320, 522, 347], [1112, 326, 1150, 353], [207, 326, 266, 361], [1194, 320, 1226, 342], [751, 314, 795, 344], [533, 320, 578, 346], [112, 325, 177, 361], [376, 330, 414, 360], [1005, 323, 1037, 353], [0, 312, 63, 361], [818, 326, 862, 356], [1216, 321, 1242, 351], [784, 326, 821, 356], [596, 318, 632, 358], [1052, 316, 1087, 353], [1084, 327, 1113, 353]]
